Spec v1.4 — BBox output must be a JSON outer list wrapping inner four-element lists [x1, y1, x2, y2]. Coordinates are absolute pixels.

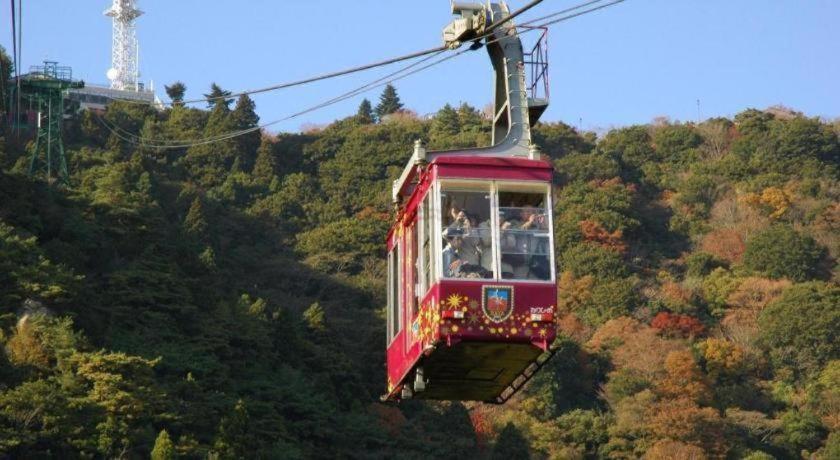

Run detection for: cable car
[[383, 2, 557, 403]]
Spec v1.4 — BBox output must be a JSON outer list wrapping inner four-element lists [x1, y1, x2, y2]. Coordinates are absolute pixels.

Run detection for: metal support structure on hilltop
[[16, 61, 85, 186], [105, 0, 143, 91]]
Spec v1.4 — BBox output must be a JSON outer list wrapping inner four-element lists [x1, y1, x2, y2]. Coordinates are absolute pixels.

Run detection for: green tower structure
[[15, 61, 84, 186]]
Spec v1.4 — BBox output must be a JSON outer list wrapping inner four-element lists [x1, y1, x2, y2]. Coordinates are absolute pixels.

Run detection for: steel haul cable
[[96, 49, 450, 147]]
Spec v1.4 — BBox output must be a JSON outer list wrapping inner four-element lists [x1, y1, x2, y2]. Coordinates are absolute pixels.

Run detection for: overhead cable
[[98, 0, 629, 149], [116, 0, 549, 108], [97, 49, 449, 147]]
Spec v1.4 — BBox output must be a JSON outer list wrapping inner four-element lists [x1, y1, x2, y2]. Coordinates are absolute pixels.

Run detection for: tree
[[183, 197, 209, 238], [647, 398, 727, 456], [0, 222, 80, 310], [432, 104, 461, 137], [68, 351, 164, 457], [213, 400, 255, 459], [182, 95, 238, 185], [657, 350, 711, 404], [457, 103, 484, 130], [685, 252, 726, 278], [743, 225, 825, 281], [203, 82, 233, 109], [151, 430, 176, 460], [644, 440, 708, 460], [0, 46, 13, 118], [164, 81, 186, 106], [491, 423, 531, 460], [759, 282, 840, 375], [356, 98, 374, 124], [650, 312, 705, 338], [374, 84, 403, 120], [252, 138, 278, 185], [777, 410, 826, 455], [231, 94, 261, 162]]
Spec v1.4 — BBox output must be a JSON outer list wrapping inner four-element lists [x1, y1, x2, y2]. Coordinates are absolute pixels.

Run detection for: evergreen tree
[[213, 400, 255, 459], [374, 84, 403, 120], [231, 94, 261, 165], [203, 82, 233, 109], [432, 104, 461, 136], [303, 302, 325, 331], [491, 423, 531, 459], [164, 81, 187, 106], [151, 430, 176, 460], [0, 46, 13, 118], [457, 102, 484, 130], [252, 138, 278, 185], [181, 98, 238, 185], [356, 98, 374, 124], [184, 197, 208, 237]]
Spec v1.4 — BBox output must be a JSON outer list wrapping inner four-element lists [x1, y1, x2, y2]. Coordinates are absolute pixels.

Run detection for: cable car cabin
[[384, 154, 557, 403], [382, 2, 555, 403]]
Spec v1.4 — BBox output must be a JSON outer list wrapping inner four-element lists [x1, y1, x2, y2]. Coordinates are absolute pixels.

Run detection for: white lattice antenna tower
[[104, 0, 143, 91]]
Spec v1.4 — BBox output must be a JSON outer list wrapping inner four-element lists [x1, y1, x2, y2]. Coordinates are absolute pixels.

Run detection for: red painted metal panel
[[388, 279, 557, 393], [432, 280, 557, 346], [433, 156, 553, 182]]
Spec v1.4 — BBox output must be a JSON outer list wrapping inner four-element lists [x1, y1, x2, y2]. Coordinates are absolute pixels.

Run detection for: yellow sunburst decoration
[[446, 293, 464, 309]]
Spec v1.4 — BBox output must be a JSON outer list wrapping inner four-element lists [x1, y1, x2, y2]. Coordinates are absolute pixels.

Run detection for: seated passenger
[[441, 227, 490, 279], [502, 206, 550, 280]]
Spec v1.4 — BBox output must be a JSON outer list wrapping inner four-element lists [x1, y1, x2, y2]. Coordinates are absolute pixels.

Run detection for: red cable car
[[383, 3, 556, 404]]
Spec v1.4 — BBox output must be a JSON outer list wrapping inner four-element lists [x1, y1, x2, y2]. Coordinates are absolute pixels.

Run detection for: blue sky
[[2, 1, 838, 133]]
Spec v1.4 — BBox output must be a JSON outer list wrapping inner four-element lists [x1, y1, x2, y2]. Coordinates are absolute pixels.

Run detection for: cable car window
[[440, 188, 495, 279], [421, 195, 433, 293], [497, 191, 551, 281], [387, 245, 401, 342], [409, 223, 419, 316]]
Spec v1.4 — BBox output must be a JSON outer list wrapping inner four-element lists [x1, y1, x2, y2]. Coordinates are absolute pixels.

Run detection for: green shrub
[[560, 243, 629, 279], [759, 282, 840, 375], [685, 252, 726, 278], [743, 225, 825, 281]]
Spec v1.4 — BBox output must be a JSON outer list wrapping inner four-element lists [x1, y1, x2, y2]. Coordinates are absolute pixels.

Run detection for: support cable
[[485, 0, 544, 32], [522, 0, 625, 28], [97, 49, 449, 147], [161, 45, 446, 107]]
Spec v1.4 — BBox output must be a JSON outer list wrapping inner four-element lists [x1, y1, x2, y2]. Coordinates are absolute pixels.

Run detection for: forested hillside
[[1, 72, 838, 458]]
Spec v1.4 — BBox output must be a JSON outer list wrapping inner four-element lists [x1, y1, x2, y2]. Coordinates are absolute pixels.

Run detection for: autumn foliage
[[579, 219, 627, 253], [651, 312, 706, 338], [741, 187, 792, 219], [700, 228, 746, 263]]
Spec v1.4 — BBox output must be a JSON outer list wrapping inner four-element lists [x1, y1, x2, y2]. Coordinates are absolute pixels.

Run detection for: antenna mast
[[105, 0, 143, 91]]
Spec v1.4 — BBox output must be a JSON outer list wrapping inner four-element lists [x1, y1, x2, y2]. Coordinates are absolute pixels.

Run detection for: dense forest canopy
[[1, 51, 839, 457]]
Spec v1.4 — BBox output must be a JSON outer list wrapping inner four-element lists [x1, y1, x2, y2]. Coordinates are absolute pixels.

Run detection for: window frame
[[434, 179, 556, 284], [419, 192, 436, 297]]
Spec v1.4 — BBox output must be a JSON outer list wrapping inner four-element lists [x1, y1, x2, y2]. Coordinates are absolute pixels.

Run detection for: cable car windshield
[[438, 184, 553, 282], [497, 191, 551, 281]]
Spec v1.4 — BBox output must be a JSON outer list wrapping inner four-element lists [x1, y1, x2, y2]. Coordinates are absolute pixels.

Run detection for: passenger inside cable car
[[498, 191, 551, 281]]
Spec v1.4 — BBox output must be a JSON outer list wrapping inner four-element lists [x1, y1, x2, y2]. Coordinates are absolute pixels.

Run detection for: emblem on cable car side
[[482, 286, 514, 323]]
